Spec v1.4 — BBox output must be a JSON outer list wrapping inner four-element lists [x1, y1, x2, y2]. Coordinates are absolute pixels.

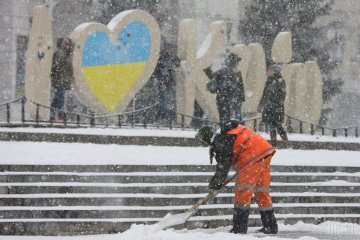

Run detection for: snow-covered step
[[1, 164, 360, 173], [1, 164, 360, 235], [1, 214, 360, 235], [0, 193, 358, 206], [1, 192, 360, 207], [1, 171, 360, 183], [2, 181, 360, 194], [1, 213, 360, 223], [2, 202, 360, 211], [0, 203, 359, 219]]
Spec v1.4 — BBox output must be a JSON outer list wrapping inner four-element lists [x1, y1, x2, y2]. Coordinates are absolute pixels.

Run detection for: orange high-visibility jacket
[[226, 125, 275, 170], [208, 122, 275, 190]]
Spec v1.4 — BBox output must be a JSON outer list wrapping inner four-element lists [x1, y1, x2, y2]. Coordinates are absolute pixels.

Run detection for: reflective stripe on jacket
[[226, 125, 275, 170]]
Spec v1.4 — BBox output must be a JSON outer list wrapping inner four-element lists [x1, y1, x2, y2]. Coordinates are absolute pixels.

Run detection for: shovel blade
[[152, 211, 194, 231]]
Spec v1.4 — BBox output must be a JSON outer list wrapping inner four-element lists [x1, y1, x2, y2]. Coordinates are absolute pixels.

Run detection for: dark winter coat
[[152, 50, 181, 92], [51, 50, 74, 90], [205, 66, 245, 105], [204, 64, 245, 124], [258, 73, 286, 126], [208, 121, 238, 190]]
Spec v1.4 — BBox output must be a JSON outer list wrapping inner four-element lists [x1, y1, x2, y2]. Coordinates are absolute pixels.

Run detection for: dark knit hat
[[268, 64, 282, 75], [225, 53, 242, 67], [195, 125, 214, 145]]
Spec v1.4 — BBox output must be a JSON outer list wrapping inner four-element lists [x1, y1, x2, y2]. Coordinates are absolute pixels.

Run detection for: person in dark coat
[[152, 43, 180, 123], [50, 38, 74, 120], [257, 64, 288, 147], [204, 53, 245, 124], [231, 69, 246, 121]]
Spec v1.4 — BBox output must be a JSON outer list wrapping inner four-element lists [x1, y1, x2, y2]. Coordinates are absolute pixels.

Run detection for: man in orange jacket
[[195, 120, 278, 234]]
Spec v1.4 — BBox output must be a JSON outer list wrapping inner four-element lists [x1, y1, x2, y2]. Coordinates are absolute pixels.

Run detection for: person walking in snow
[[257, 64, 288, 147], [204, 53, 245, 124], [195, 120, 278, 234], [50, 38, 74, 120], [152, 43, 181, 124]]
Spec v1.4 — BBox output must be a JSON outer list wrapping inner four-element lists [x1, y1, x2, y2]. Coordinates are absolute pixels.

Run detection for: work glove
[[209, 178, 223, 191]]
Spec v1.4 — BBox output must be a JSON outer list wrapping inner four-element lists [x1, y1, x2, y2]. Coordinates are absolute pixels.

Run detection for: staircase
[[0, 164, 360, 235]]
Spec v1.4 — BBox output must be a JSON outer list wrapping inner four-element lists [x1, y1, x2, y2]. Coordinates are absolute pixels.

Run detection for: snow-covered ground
[[1, 127, 360, 239], [1, 141, 360, 166], [1, 222, 360, 240]]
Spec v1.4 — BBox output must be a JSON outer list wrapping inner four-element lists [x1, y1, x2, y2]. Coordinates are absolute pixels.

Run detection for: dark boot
[[270, 130, 277, 147], [257, 209, 278, 234], [230, 208, 249, 234]]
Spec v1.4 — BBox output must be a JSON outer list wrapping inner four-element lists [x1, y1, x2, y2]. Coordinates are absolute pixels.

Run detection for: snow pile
[[152, 212, 193, 231], [283, 221, 360, 236]]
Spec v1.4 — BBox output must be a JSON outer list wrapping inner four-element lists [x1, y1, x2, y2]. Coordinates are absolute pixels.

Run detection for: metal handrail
[[25, 97, 92, 119], [0, 97, 23, 107], [0, 97, 358, 137], [95, 102, 159, 119]]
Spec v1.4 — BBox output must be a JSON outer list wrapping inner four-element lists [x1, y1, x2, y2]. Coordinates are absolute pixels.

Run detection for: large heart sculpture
[[71, 10, 160, 113]]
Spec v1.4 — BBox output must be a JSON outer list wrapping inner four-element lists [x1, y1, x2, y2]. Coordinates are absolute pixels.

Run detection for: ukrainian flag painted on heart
[[81, 21, 151, 112]]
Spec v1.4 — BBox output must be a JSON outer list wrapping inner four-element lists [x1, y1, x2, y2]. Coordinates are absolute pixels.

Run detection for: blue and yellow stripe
[[82, 21, 151, 112]]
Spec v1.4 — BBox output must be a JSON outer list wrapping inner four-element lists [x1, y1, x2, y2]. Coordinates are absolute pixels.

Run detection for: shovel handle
[[187, 193, 212, 212], [186, 173, 237, 213]]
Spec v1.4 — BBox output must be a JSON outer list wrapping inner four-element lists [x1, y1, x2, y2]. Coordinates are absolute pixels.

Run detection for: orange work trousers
[[234, 156, 273, 210]]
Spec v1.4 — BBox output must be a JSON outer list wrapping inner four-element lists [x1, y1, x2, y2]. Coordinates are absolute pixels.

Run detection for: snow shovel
[[152, 173, 237, 230]]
